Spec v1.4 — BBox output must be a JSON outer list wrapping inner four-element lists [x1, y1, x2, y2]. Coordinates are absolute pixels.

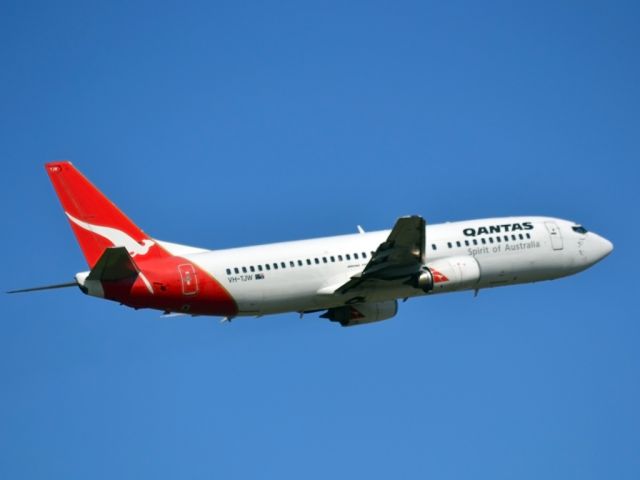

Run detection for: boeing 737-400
[[9, 162, 613, 326]]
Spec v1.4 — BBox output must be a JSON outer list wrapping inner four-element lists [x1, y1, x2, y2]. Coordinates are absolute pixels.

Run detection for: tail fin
[[45, 161, 159, 267]]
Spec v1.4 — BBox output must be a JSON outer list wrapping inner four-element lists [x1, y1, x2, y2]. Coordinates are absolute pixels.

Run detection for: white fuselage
[[159, 216, 613, 316]]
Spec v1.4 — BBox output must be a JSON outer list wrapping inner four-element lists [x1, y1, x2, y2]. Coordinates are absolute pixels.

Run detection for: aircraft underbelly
[[476, 248, 567, 286], [230, 277, 321, 315], [477, 255, 513, 286]]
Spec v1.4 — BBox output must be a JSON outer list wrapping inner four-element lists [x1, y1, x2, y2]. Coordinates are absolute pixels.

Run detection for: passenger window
[[504, 235, 509, 241], [330, 256, 335, 262], [306, 259, 312, 265], [447, 242, 452, 248], [362, 252, 367, 258], [455, 241, 460, 247], [226, 268, 231, 275], [281, 262, 286, 268], [242, 267, 247, 273], [346, 254, 351, 260], [354, 253, 359, 259], [298, 260, 303, 266], [489, 237, 494, 244], [481, 238, 486, 245], [338, 255, 343, 261], [519, 234, 524, 240], [511, 235, 517, 241], [432, 244, 437, 250], [473, 239, 478, 246], [315, 258, 320, 264], [265, 264, 271, 271], [290, 261, 295, 267], [258, 265, 263, 271], [496, 236, 501, 243], [464, 240, 469, 246], [273, 263, 278, 270], [250, 266, 255, 272], [234, 267, 239, 274], [526, 233, 531, 239]]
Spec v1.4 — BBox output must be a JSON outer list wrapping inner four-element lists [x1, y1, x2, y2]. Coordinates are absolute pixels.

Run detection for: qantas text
[[463, 222, 534, 237]]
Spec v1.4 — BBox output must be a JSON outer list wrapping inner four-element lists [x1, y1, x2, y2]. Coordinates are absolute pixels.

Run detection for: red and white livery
[[10, 162, 613, 327]]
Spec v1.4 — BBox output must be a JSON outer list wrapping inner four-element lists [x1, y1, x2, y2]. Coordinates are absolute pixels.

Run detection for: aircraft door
[[545, 221, 563, 250], [178, 263, 199, 295]]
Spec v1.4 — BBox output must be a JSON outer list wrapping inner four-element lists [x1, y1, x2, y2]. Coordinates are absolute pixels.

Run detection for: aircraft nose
[[591, 233, 614, 262]]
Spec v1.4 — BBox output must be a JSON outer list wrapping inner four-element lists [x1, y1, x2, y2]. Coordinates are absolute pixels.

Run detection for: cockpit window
[[572, 225, 588, 234]]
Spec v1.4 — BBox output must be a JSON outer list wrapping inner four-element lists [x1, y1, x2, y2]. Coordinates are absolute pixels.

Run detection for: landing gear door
[[545, 221, 563, 250], [178, 263, 199, 295]]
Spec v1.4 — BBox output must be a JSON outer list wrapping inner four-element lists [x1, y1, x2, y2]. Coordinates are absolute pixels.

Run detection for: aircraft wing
[[335, 215, 426, 295]]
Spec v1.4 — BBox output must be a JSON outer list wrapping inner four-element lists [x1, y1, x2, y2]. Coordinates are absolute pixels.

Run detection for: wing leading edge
[[335, 215, 427, 295]]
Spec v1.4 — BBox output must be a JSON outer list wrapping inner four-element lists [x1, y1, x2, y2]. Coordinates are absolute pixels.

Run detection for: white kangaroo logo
[[66, 213, 155, 257]]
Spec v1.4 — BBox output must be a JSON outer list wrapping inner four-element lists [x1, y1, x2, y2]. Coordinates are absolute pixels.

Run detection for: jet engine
[[321, 300, 398, 327], [413, 268, 434, 292], [423, 255, 481, 292]]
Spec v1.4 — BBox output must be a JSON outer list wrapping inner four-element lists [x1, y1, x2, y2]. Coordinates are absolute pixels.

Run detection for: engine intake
[[414, 270, 434, 292]]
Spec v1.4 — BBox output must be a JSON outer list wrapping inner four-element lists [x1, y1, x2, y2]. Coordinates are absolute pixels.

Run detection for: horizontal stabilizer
[[161, 312, 188, 318], [87, 247, 139, 282], [7, 282, 77, 294]]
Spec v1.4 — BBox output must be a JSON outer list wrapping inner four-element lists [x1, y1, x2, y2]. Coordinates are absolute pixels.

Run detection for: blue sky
[[1, 1, 639, 478]]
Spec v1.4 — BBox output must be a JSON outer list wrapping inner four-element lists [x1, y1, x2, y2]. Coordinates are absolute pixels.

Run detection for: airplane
[[8, 161, 613, 326]]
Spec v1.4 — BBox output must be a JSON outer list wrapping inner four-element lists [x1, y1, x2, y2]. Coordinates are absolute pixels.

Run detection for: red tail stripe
[[46, 161, 153, 267]]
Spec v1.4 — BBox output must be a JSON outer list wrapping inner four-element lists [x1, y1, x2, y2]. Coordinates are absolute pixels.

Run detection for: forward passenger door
[[545, 221, 563, 250]]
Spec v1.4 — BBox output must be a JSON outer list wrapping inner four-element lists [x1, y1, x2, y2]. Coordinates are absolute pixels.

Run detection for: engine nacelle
[[424, 255, 481, 292], [414, 269, 434, 292], [321, 300, 398, 327]]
